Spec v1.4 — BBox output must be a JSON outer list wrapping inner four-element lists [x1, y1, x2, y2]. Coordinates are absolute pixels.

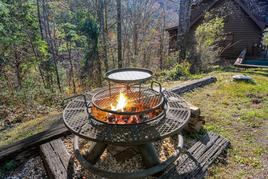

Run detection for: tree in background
[[98, 0, 109, 72], [75, 11, 101, 87], [176, 0, 192, 60], [39, 0, 62, 93], [264, 30, 268, 46], [0, 0, 43, 91], [116, 0, 122, 68], [0, 0, 173, 98]]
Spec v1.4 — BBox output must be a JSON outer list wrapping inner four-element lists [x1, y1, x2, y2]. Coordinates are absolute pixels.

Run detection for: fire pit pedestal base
[[73, 134, 185, 178]]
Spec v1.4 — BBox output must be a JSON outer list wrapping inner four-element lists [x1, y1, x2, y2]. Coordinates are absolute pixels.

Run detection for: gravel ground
[[62, 135, 187, 179], [3, 134, 196, 179], [5, 156, 47, 179]]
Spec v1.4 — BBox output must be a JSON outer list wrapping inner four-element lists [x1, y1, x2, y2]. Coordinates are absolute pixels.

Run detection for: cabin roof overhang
[[166, 0, 266, 32]]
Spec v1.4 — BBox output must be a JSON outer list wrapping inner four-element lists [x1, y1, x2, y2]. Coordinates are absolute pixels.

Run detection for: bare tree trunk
[[14, 50, 21, 89], [36, 0, 44, 39], [132, 1, 139, 65], [28, 31, 47, 88], [176, 0, 192, 61], [116, 0, 123, 68], [67, 42, 76, 94], [111, 48, 116, 68], [133, 23, 138, 57], [95, 43, 102, 86], [159, 1, 166, 70], [98, 0, 109, 72]]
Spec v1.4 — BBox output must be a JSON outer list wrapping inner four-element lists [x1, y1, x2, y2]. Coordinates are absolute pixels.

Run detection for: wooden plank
[[159, 132, 230, 179], [0, 115, 70, 162], [40, 139, 71, 179], [170, 76, 217, 95], [49, 139, 71, 170]]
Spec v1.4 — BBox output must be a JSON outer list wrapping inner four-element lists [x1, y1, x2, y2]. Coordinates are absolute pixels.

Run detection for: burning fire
[[92, 90, 163, 125], [110, 92, 128, 112]]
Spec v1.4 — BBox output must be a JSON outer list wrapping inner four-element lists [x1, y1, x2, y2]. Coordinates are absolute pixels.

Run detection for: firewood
[[183, 102, 205, 132], [184, 116, 205, 132], [187, 102, 201, 117]]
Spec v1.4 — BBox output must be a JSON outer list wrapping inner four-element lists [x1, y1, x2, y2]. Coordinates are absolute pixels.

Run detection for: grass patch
[[182, 68, 268, 178], [0, 111, 61, 147]]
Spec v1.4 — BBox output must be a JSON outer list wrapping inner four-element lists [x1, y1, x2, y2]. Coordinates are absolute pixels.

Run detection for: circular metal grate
[[106, 68, 153, 83], [63, 91, 190, 145]]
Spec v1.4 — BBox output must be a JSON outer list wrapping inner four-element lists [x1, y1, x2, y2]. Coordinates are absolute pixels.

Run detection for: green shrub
[[164, 51, 179, 69], [160, 61, 191, 81], [194, 12, 225, 72]]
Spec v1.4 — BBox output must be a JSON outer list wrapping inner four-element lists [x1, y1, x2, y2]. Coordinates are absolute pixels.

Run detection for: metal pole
[[109, 81, 111, 98], [83, 142, 107, 164], [139, 83, 141, 102], [138, 143, 160, 168]]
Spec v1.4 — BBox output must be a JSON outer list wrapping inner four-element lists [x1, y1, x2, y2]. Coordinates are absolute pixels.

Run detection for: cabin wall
[[216, 0, 263, 59], [167, 0, 263, 60]]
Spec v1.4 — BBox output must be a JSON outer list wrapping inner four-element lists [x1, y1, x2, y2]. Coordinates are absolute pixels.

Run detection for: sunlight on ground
[[183, 69, 268, 178]]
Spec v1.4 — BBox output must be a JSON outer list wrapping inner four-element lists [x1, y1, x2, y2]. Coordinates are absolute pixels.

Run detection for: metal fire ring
[[105, 68, 153, 83], [92, 87, 164, 115]]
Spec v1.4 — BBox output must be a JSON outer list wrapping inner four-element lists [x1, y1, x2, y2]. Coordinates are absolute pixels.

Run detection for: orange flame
[[111, 92, 128, 112]]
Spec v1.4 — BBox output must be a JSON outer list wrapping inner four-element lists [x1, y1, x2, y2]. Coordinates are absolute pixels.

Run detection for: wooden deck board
[[40, 138, 72, 179], [159, 132, 230, 179]]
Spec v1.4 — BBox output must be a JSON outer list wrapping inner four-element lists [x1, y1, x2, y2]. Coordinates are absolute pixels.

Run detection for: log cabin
[[166, 0, 266, 59]]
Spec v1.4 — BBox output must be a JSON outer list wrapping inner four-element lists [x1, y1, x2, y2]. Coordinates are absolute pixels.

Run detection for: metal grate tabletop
[[63, 91, 190, 145]]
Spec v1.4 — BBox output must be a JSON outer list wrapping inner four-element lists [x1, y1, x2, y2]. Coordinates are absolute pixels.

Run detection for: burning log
[[127, 115, 139, 124]]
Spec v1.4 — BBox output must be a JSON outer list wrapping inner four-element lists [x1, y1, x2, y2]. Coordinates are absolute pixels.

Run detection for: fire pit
[[91, 68, 165, 125], [63, 68, 191, 178]]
